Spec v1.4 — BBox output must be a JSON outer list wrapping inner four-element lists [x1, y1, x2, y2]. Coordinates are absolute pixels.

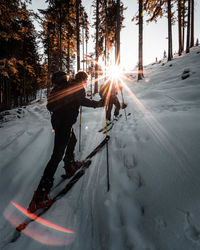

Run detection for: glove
[[97, 98, 105, 107], [121, 102, 127, 109]]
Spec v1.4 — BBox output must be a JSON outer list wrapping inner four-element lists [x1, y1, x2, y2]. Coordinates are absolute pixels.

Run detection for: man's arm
[[81, 97, 104, 108]]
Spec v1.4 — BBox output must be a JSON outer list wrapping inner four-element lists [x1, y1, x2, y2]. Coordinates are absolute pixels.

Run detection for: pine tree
[[0, 1, 42, 110], [138, 0, 144, 80], [76, 0, 81, 71], [186, 0, 191, 53], [195, 38, 199, 46], [143, 0, 175, 61], [116, 0, 120, 64], [94, 0, 100, 94], [40, 0, 77, 76], [167, 0, 173, 61], [181, 0, 186, 51], [80, 8, 89, 71], [178, 0, 183, 55], [190, 0, 194, 47]]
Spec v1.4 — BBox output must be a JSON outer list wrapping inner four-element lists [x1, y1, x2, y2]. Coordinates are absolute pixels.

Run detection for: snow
[[0, 46, 200, 250]]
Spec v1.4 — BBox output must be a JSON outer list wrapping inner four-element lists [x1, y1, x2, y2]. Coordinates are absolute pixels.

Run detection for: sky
[[29, 0, 200, 71]]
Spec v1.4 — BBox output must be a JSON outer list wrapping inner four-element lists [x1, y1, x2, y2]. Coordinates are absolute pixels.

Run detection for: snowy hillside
[[0, 47, 200, 250]]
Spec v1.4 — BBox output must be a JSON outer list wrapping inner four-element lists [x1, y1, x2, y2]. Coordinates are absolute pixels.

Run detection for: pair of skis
[[98, 113, 131, 134], [98, 114, 122, 133], [10, 135, 110, 243]]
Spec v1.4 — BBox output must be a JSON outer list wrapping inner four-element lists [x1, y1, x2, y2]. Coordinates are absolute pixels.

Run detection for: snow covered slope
[[0, 46, 200, 250]]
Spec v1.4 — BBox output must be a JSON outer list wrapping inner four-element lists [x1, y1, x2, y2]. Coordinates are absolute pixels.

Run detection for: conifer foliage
[[0, 1, 43, 111], [0, 0, 198, 111], [93, 0, 125, 92]]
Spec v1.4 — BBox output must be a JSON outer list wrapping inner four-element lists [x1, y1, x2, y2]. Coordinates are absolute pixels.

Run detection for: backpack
[[99, 83, 110, 99], [46, 83, 69, 113]]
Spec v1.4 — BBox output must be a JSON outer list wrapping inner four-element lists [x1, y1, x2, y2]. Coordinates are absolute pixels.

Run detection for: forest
[[0, 0, 198, 111]]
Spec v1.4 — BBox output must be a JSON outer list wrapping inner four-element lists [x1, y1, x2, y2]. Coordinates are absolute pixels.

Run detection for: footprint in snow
[[184, 212, 200, 245], [172, 107, 177, 112], [182, 106, 191, 111], [181, 68, 190, 80], [123, 154, 138, 169], [134, 133, 149, 143], [155, 216, 167, 231], [114, 137, 126, 149], [127, 170, 143, 189], [134, 134, 140, 142]]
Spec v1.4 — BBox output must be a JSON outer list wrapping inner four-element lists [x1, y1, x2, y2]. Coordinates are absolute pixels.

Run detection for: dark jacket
[[47, 80, 100, 129]]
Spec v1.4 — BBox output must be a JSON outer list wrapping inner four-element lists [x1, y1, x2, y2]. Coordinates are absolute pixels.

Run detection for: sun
[[106, 64, 123, 81]]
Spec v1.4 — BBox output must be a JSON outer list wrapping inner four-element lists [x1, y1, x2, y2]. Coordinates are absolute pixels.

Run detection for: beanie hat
[[75, 71, 88, 82]]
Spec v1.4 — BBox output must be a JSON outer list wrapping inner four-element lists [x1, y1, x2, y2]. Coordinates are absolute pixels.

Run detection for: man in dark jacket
[[29, 71, 103, 212]]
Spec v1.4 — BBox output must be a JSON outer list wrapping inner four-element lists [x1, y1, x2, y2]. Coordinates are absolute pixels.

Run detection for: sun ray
[[117, 78, 200, 181]]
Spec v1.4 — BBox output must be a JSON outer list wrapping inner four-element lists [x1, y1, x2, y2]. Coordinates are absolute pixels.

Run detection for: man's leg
[[28, 126, 72, 212], [42, 127, 71, 181], [62, 129, 83, 178], [113, 96, 120, 116], [106, 101, 113, 121], [38, 126, 71, 191], [63, 128, 77, 165]]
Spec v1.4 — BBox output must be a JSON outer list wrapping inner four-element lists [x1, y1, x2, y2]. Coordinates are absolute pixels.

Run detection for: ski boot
[[28, 189, 53, 213], [62, 160, 83, 179], [28, 177, 54, 213], [114, 108, 120, 117]]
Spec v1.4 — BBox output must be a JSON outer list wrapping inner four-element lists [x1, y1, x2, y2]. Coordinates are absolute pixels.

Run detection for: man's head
[[75, 71, 88, 87], [52, 71, 68, 85]]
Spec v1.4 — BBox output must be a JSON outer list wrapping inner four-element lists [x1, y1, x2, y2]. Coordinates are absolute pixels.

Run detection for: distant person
[[29, 71, 104, 212], [99, 80, 127, 121]]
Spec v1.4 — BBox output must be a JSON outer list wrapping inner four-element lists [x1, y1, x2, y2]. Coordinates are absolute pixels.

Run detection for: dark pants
[[106, 95, 120, 120], [40, 126, 77, 188]]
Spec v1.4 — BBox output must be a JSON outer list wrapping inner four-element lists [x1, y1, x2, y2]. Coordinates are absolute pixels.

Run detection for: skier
[[99, 80, 127, 121], [28, 71, 104, 212]]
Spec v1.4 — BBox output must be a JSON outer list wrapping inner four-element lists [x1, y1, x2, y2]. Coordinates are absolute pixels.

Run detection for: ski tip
[[10, 230, 21, 242]]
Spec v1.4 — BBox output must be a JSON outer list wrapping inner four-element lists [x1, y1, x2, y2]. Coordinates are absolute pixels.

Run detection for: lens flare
[[11, 201, 74, 234], [107, 64, 123, 81], [5, 211, 74, 246], [4, 201, 75, 246]]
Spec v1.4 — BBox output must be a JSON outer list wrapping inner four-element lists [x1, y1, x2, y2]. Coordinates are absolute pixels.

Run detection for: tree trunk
[[86, 38, 88, 72], [82, 27, 85, 71], [190, 0, 194, 47], [76, 0, 80, 71], [138, 0, 144, 80], [67, 37, 70, 75], [47, 22, 51, 96], [116, 0, 120, 65], [94, 0, 99, 94], [186, 0, 191, 53], [167, 0, 173, 61], [178, 0, 182, 55], [181, 0, 185, 51], [104, 0, 107, 75], [58, 4, 62, 71]]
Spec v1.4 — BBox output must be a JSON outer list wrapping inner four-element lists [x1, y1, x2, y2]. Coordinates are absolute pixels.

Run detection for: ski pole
[[120, 88, 127, 120], [105, 106, 110, 191], [79, 106, 82, 152]]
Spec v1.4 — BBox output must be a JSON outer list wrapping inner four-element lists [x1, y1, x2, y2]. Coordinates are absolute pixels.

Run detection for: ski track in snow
[[0, 47, 200, 250]]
